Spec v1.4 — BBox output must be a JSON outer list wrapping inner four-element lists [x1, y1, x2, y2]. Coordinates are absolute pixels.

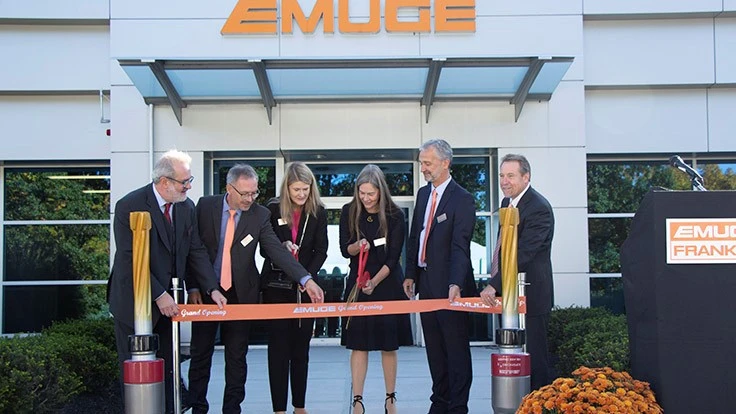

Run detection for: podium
[[621, 189, 736, 414]]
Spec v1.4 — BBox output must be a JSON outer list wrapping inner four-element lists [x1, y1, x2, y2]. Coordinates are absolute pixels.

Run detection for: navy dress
[[339, 202, 413, 351]]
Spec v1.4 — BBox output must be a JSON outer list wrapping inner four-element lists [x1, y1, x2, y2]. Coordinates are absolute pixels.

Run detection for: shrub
[[44, 317, 116, 352], [0, 335, 83, 413], [44, 332, 118, 393], [549, 306, 629, 377], [548, 306, 612, 355]]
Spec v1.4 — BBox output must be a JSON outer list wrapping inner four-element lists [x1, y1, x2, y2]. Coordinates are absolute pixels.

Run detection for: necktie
[[420, 189, 438, 263], [490, 241, 501, 278], [220, 209, 237, 291], [163, 202, 172, 225]]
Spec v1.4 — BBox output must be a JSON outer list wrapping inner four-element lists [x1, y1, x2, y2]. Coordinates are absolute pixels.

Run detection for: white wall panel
[[111, 0, 233, 19], [110, 20, 279, 59], [727, 0, 736, 12], [477, 1, 582, 16], [715, 18, 736, 84], [707, 88, 736, 152], [0, 0, 108, 19], [497, 147, 587, 209], [585, 89, 708, 153], [421, 101, 551, 149], [551, 208, 590, 274], [0, 96, 109, 160], [584, 19, 715, 86], [110, 86, 149, 152], [548, 81, 586, 148], [554, 273, 590, 308], [280, 103, 420, 150], [153, 105, 280, 152], [583, 0, 722, 15], [279, 24, 421, 57], [0, 25, 110, 91], [420, 16, 584, 81]]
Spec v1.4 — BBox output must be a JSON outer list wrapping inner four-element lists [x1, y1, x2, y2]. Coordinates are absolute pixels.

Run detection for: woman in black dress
[[340, 164, 413, 414], [261, 162, 328, 414]]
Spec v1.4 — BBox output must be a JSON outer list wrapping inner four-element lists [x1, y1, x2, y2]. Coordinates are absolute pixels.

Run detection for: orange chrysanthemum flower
[[516, 366, 663, 414]]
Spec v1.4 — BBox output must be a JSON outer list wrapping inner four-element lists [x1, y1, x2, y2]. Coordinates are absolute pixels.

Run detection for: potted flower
[[517, 366, 663, 413]]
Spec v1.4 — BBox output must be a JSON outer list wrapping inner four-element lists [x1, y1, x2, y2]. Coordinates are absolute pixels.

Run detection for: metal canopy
[[119, 57, 573, 126]]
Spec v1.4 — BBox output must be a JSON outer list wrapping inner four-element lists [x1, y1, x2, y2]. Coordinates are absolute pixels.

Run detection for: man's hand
[[155, 292, 179, 318], [303, 279, 324, 303], [187, 291, 203, 304], [210, 290, 227, 309], [480, 285, 500, 307], [448, 284, 462, 303], [403, 278, 415, 299]]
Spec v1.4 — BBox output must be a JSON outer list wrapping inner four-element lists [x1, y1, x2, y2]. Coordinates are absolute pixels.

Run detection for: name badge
[[240, 234, 254, 247], [374, 237, 387, 247], [436, 213, 447, 223], [277, 218, 287, 226]]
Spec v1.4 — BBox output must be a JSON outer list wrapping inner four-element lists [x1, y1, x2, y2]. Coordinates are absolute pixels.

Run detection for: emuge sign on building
[[222, 0, 476, 35]]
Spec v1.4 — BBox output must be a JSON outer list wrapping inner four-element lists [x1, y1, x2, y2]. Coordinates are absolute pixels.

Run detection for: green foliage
[[549, 306, 629, 378], [0, 336, 83, 413], [0, 318, 118, 412]]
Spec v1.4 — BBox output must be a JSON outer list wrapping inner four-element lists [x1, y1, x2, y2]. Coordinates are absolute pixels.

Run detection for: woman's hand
[[282, 240, 299, 254], [361, 278, 375, 295]]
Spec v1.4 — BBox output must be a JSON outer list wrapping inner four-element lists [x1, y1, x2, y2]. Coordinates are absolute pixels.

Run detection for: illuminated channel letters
[[221, 0, 476, 35]]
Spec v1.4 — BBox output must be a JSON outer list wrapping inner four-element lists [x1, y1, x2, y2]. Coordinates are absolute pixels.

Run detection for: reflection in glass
[[4, 225, 110, 281], [3, 284, 109, 333], [4, 168, 110, 221], [588, 218, 632, 274], [310, 163, 413, 197], [590, 277, 625, 315], [587, 162, 689, 214], [450, 157, 490, 212]]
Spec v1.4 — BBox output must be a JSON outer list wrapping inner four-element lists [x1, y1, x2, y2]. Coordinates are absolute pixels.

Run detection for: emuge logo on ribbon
[[222, 0, 476, 35], [666, 218, 736, 264]]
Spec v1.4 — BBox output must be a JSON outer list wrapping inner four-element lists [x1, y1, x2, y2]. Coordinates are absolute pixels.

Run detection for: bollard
[[124, 335, 165, 414]]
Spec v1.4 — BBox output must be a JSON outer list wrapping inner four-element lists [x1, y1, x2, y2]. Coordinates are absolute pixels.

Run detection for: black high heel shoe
[[352, 395, 365, 414], [385, 392, 396, 414]]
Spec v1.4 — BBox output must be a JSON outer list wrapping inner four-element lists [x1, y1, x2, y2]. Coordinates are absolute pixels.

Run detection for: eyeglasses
[[165, 176, 195, 186], [229, 183, 260, 200]]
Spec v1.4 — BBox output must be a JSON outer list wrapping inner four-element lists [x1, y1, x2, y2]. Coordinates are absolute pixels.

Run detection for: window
[[586, 157, 736, 314], [2, 166, 111, 333], [309, 163, 413, 197]]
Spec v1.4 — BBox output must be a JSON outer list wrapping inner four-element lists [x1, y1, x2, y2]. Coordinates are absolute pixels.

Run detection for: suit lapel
[[147, 186, 172, 251], [213, 196, 224, 244], [428, 180, 454, 237], [233, 206, 251, 244]]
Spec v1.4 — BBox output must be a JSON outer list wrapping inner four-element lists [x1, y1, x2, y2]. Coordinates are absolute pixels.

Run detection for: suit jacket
[[191, 195, 311, 305], [406, 179, 478, 299], [107, 184, 218, 329], [489, 187, 555, 316], [261, 199, 328, 281]]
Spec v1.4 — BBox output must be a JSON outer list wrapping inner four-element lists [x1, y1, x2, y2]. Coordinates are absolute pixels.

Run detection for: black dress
[[339, 202, 413, 351]]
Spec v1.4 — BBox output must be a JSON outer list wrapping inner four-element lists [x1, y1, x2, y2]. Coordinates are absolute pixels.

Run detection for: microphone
[[669, 155, 703, 182]]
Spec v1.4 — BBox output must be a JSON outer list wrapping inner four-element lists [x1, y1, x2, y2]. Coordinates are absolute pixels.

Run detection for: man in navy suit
[[481, 153, 555, 391], [186, 164, 324, 414], [107, 150, 227, 414], [404, 139, 478, 414]]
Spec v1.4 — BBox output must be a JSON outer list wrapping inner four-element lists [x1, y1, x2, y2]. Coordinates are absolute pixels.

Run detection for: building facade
[[1, 1, 735, 340]]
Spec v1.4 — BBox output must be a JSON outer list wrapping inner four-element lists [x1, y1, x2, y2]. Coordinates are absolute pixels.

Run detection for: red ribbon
[[356, 243, 371, 289]]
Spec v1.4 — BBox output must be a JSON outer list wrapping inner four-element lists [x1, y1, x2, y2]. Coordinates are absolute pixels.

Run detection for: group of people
[[107, 138, 555, 414]]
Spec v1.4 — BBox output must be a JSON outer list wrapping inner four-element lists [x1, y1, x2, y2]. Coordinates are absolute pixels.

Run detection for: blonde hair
[[279, 162, 323, 226], [348, 164, 399, 242]]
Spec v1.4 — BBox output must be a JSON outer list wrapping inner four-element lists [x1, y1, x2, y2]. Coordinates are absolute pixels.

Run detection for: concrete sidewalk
[[182, 345, 495, 413]]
